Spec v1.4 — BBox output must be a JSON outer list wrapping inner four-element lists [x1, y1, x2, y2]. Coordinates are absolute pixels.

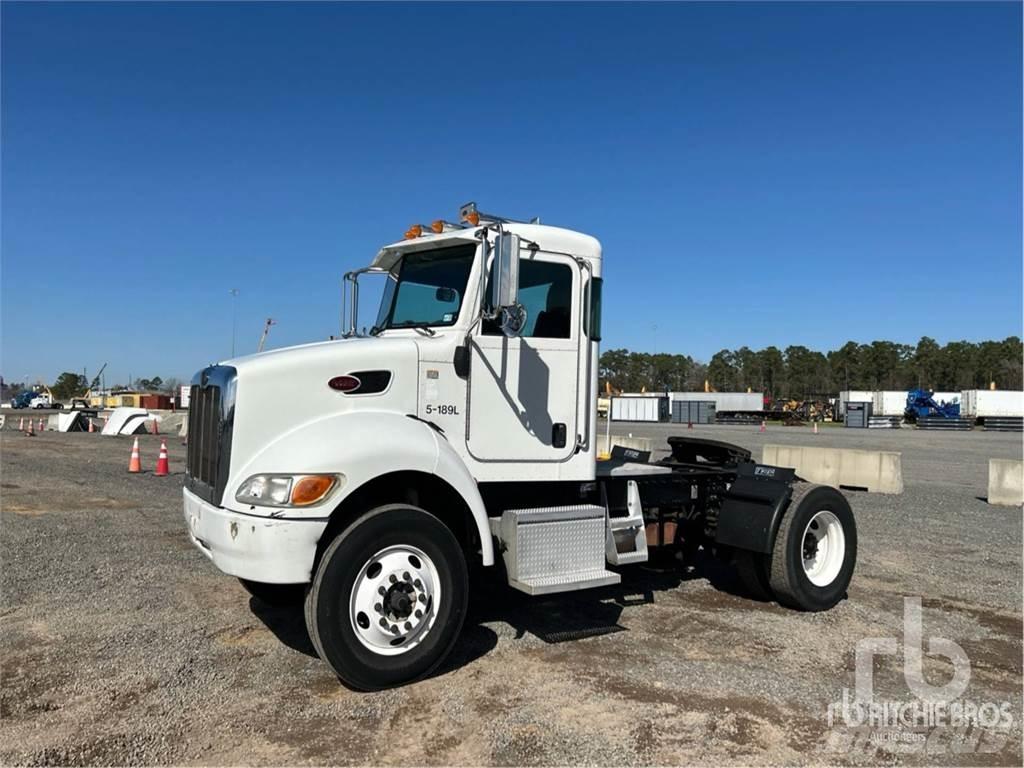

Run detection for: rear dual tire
[[734, 483, 856, 611]]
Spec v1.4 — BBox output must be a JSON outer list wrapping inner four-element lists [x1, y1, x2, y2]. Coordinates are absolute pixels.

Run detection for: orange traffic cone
[[38, 417, 44, 432], [759, 420, 766, 433], [25, 418, 34, 436], [128, 437, 141, 473], [155, 439, 169, 477], [88, 418, 95, 433], [18, 417, 24, 431]]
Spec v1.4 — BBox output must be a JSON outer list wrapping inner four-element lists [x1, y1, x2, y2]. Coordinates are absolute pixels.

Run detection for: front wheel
[[305, 504, 468, 690], [770, 483, 857, 611]]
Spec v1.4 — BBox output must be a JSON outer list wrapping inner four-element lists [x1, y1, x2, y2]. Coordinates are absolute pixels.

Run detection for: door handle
[[552, 423, 567, 449]]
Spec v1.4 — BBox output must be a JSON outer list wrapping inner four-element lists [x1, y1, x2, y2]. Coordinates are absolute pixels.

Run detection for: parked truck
[[183, 203, 858, 690]]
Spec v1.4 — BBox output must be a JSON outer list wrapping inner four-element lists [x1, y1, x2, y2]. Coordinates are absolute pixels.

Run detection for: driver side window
[[483, 259, 574, 338]]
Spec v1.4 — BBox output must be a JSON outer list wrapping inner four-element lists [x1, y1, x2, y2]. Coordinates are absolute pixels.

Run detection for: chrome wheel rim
[[349, 544, 440, 656]]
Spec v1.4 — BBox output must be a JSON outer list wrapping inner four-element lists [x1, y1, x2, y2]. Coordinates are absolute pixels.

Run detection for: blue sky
[[2, 1, 1021, 386]]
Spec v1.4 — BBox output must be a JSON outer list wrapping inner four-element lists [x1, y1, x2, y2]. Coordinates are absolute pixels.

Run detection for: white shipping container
[[610, 397, 661, 422], [838, 391, 874, 416], [959, 390, 1024, 417], [872, 391, 910, 416], [668, 392, 763, 413]]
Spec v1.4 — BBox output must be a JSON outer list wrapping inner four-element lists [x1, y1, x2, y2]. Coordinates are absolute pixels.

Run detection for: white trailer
[[872, 391, 910, 417], [669, 391, 763, 413], [960, 390, 1024, 418], [610, 396, 661, 422], [182, 202, 858, 690]]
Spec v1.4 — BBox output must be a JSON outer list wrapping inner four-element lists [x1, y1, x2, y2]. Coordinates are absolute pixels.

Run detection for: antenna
[[257, 318, 277, 353]]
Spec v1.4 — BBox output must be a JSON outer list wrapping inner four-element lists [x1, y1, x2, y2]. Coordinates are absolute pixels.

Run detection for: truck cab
[[184, 203, 857, 690]]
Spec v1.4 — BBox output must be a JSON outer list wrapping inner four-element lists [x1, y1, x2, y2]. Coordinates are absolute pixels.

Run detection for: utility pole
[[230, 288, 240, 357]]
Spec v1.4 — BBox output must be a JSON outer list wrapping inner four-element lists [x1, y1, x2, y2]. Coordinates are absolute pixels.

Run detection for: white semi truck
[[184, 203, 857, 690]]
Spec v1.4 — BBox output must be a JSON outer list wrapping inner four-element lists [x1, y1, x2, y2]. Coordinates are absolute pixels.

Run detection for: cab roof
[[372, 222, 602, 271]]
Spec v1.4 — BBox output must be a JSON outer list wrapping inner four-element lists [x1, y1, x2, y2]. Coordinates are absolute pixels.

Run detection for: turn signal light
[[291, 475, 337, 506]]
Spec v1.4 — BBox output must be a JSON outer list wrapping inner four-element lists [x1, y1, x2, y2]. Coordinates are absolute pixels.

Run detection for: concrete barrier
[[763, 444, 904, 494], [988, 459, 1023, 507]]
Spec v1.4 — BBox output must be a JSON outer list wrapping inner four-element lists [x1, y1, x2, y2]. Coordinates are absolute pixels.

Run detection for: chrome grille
[[185, 366, 236, 505]]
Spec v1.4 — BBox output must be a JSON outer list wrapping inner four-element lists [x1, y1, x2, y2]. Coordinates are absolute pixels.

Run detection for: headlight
[[235, 473, 342, 507]]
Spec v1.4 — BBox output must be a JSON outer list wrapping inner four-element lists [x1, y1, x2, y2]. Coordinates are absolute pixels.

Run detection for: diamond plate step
[[499, 504, 620, 596], [509, 569, 621, 596]]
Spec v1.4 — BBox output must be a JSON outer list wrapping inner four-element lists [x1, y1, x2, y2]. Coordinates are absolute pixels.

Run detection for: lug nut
[[379, 618, 388, 628], [389, 574, 397, 584], [414, 579, 422, 589], [403, 571, 411, 581], [374, 602, 382, 613], [415, 609, 422, 619], [390, 624, 399, 634], [404, 622, 412, 631], [378, 586, 386, 596], [418, 593, 427, 603]]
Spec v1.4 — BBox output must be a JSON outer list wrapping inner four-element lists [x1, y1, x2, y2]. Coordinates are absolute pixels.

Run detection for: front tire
[[305, 504, 468, 691], [769, 483, 857, 611]]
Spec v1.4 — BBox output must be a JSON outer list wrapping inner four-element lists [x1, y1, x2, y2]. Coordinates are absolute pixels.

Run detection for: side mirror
[[490, 232, 520, 313]]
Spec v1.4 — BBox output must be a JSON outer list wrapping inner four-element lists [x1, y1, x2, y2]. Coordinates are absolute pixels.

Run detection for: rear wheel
[[305, 504, 468, 690], [769, 483, 856, 611]]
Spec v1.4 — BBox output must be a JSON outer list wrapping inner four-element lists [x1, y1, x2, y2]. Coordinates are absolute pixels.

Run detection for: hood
[[221, 335, 418, 378]]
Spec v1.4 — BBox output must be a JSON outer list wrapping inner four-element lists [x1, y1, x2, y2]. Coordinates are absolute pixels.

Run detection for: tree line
[[600, 336, 1023, 398], [2, 373, 185, 402]]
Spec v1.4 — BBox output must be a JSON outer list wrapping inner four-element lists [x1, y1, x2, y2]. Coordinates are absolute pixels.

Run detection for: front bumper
[[183, 488, 327, 584]]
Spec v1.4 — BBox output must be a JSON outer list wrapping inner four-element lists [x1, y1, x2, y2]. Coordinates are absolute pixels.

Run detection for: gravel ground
[[1, 425, 1021, 766]]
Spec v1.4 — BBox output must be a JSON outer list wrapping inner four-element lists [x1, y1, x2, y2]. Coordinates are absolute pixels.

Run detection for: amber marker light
[[291, 475, 338, 506]]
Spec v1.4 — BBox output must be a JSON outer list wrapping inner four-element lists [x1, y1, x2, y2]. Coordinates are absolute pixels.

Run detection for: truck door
[[467, 253, 581, 462]]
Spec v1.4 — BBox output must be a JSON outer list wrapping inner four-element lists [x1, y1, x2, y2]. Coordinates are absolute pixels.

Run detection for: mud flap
[[714, 463, 796, 554]]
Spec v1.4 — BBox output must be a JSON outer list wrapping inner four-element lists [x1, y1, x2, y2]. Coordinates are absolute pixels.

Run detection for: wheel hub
[[384, 581, 415, 620]]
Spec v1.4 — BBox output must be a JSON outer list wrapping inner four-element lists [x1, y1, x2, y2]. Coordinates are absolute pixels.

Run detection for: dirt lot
[[1, 425, 1022, 766]]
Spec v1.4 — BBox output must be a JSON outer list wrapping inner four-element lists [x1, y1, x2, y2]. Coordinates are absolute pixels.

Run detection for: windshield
[[375, 243, 476, 330]]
